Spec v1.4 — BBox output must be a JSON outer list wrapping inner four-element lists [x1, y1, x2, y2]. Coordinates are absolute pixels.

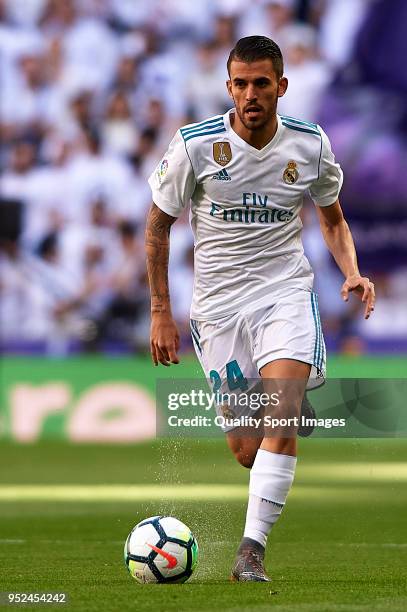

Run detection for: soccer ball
[[124, 516, 198, 584]]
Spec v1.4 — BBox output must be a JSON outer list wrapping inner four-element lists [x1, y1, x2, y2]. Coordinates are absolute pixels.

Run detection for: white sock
[[243, 449, 297, 548]]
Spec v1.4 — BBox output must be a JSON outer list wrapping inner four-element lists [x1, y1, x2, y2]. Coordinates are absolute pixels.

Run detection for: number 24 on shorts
[[209, 360, 248, 393]]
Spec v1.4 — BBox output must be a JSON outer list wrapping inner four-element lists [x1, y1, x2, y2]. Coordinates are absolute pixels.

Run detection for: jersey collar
[[224, 108, 283, 158]]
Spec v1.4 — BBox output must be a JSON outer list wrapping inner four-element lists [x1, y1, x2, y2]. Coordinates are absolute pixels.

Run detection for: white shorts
[[190, 290, 326, 431]]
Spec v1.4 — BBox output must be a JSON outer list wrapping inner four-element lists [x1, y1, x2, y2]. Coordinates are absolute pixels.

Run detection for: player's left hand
[[341, 274, 375, 319]]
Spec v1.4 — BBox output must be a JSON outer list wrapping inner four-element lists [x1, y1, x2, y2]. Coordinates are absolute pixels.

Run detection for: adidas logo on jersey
[[212, 168, 231, 181]]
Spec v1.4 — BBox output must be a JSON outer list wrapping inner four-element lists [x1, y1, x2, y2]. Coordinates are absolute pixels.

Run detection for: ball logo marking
[[147, 543, 178, 569]]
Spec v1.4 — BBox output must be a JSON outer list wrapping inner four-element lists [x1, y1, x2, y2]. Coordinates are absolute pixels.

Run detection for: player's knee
[[234, 449, 256, 469], [227, 436, 260, 468]]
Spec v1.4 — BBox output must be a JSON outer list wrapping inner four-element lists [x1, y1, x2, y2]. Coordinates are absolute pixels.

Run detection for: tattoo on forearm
[[145, 204, 176, 313]]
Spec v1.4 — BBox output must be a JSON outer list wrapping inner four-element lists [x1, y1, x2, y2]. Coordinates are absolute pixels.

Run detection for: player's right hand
[[150, 313, 180, 366]]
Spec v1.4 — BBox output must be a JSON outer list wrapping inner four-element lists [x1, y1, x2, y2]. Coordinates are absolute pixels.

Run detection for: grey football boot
[[231, 537, 271, 582]]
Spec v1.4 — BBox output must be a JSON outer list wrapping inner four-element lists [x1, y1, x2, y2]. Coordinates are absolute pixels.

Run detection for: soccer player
[[146, 36, 375, 582]]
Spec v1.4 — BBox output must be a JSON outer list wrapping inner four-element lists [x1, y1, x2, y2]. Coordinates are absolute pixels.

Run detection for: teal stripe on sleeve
[[180, 121, 224, 138], [183, 127, 226, 142], [282, 121, 320, 136], [279, 115, 318, 130], [180, 116, 223, 135]]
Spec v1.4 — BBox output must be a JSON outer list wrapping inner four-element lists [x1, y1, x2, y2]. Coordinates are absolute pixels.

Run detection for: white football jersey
[[148, 109, 343, 320]]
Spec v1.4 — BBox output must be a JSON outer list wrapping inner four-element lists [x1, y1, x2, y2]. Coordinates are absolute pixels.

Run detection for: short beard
[[240, 115, 269, 131], [234, 101, 277, 132]]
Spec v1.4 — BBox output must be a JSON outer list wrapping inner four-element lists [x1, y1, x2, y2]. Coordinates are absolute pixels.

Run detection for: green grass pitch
[[1, 440, 407, 611], [0, 356, 406, 611]]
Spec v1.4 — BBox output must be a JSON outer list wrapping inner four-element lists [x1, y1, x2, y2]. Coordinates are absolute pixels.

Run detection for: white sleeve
[[148, 130, 196, 217], [309, 127, 343, 207]]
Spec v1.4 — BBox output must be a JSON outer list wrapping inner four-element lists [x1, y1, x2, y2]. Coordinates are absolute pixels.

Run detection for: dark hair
[[82, 124, 101, 151], [118, 220, 138, 238], [227, 36, 284, 79], [37, 232, 58, 258]]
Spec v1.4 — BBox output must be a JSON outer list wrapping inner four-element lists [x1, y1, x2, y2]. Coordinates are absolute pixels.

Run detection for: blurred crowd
[[1, 0, 406, 355]]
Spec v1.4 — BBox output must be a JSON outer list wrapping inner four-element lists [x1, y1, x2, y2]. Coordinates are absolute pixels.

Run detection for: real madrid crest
[[213, 142, 232, 167], [283, 160, 299, 185], [220, 404, 235, 420]]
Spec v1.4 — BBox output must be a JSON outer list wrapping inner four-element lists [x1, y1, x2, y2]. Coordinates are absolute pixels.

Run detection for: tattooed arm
[[145, 202, 180, 366]]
